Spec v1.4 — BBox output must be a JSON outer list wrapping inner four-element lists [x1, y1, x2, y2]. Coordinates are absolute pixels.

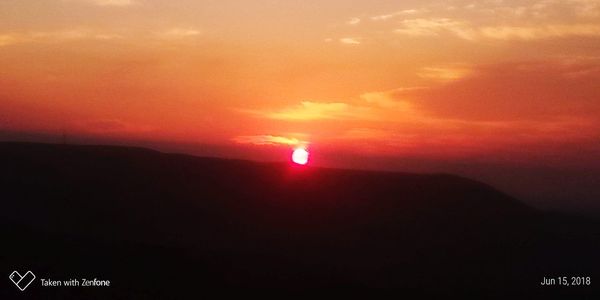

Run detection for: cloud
[[348, 2, 600, 42], [352, 62, 600, 146], [0, 30, 123, 46], [0, 27, 204, 46], [63, 0, 138, 7], [232, 135, 307, 146], [0, 27, 202, 46], [242, 89, 428, 124], [238, 60, 600, 158], [93, 33, 124, 40], [570, 0, 600, 18], [92, 0, 136, 6], [334, 119, 597, 157], [360, 89, 418, 110], [247, 101, 372, 121], [392, 17, 600, 41], [159, 28, 202, 38], [394, 18, 476, 40], [0, 34, 19, 47], [347, 18, 361, 25], [371, 9, 420, 21], [403, 61, 600, 122], [480, 24, 600, 40], [31, 29, 124, 40], [417, 65, 471, 81], [339, 37, 361, 45], [478, 0, 600, 19]]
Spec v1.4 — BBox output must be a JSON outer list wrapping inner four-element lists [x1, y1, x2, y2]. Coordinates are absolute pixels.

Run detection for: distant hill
[[1, 142, 598, 297]]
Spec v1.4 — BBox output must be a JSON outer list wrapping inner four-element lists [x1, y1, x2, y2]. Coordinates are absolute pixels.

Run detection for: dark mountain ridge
[[1, 142, 598, 296]]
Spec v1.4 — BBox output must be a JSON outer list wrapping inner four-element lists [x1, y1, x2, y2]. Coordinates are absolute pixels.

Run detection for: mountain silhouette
[[1, 142, 598, 297]]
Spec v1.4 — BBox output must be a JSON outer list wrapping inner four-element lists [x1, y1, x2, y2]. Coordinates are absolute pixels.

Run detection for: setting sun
[[292, 148, 309, 165], [2, 0, 600, 294]]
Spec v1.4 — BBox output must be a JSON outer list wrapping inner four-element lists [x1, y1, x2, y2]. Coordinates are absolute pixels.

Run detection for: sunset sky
[[1, 0, 599, 180]]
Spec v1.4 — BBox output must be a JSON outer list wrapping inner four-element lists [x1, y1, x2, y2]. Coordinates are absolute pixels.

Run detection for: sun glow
[[291, 148, 309, 165]]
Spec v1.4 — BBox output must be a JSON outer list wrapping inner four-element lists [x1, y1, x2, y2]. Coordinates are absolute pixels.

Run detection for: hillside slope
[[1, 142, 598, 296]]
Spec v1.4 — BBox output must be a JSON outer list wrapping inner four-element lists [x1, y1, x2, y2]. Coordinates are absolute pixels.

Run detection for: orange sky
[[1, 0, 600, 169]]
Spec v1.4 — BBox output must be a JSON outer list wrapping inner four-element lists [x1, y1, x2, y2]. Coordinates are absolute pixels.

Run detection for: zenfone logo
[[9, 271, 36, 291]]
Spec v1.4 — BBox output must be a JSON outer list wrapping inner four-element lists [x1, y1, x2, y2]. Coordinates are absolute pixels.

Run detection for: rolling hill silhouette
[[1, 142, 598, 297]]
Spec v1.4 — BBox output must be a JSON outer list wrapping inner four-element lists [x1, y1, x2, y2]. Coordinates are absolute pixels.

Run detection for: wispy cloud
[[0, 34, 19, 47], [394, 18, 475, 40], [240, 59, 600, 156], [241, 90, 426, 123], [360, 89, 417, 110], [418, 65, 471, 81], [63, 0, 138, 7], [339, 37, 361, 45], [347, 18, 361, 25], [393, 17, 600, 41], [480, 24, 600, 40], [232, 135, 307, 146], [158, 28, 202, 38], [344, 2, 600, 42], [433, 61, 599, 121], [0, 27, 203, 46], [463, 0, 600, 19], [31, 29, 123, 40], [93, 0, 136, 6], [247, 101, 371, 121], [371, 9, 420, 21], [0, 29, 124, 46]]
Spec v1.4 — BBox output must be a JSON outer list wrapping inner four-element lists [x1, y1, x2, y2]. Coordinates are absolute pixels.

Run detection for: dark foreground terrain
[[1, 142, 598, 297]]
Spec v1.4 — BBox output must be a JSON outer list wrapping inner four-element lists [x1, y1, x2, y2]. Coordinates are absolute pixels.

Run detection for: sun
[[291, 147, 309, 165]]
